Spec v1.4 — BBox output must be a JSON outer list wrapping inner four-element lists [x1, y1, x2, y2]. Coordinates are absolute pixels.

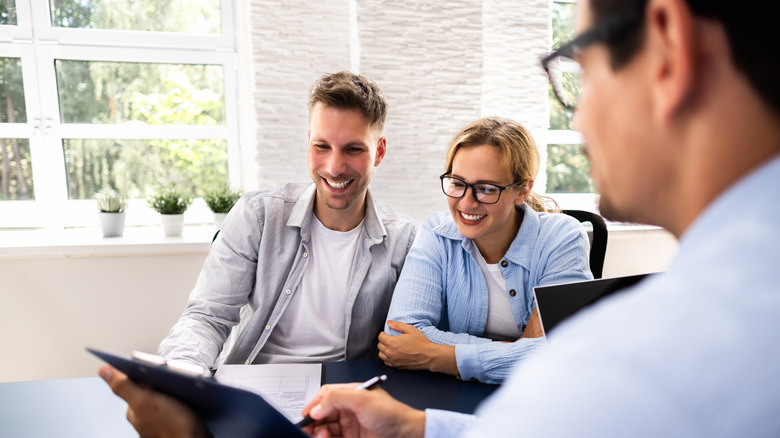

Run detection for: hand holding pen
[[297, 374, 388, 427]]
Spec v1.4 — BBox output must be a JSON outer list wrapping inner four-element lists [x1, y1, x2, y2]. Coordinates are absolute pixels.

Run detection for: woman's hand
[[378, 320, 458, 376], [98, 365, 211, 438]]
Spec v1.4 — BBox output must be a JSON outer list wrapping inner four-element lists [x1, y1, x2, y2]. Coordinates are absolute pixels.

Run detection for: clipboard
[[87, 347, 308, 438]]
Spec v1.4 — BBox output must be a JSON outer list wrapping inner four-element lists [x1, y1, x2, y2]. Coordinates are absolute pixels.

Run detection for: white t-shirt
[[255, 215, 363, 363], [474, 250, 521, 341]]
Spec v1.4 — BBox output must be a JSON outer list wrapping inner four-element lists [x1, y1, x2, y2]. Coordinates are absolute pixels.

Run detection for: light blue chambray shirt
[[426, 155, 780, 437], [158, 183, 417, 369], [385, 203, 592, 384]]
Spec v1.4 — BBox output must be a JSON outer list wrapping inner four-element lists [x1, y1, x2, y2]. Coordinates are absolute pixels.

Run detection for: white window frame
[[0, 0, 241, 229]]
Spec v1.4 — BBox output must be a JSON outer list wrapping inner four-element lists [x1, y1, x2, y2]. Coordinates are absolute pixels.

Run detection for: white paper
[[215, 363, 322, 423]]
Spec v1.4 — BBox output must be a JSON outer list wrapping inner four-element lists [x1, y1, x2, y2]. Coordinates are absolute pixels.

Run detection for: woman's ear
[[515, 179, 534, 204]]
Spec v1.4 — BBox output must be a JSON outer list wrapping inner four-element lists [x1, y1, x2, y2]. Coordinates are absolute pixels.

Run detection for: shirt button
[[285, 289, 291, 295], [508, 289, 517, 297], [500, 260, 508, 267], [303, 252, 308, 258], [265, 325, 271, 330]]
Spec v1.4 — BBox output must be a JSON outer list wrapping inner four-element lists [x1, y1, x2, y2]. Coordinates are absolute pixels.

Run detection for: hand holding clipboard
[[88, 347, 308, 438]]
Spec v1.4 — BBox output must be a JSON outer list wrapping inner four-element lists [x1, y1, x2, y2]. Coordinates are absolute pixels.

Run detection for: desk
[[0, 358, 497, 437]]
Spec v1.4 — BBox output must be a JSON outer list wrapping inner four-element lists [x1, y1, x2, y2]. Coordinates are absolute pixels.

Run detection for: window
[[0, 0, 239, 229], [545, 0, 596, 208]]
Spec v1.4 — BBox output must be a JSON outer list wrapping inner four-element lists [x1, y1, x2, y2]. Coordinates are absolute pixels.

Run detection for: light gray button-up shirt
[[158, 183, 417, 369]]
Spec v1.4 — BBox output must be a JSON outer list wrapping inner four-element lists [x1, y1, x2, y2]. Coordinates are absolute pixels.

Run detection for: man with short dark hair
[[298, 0, 780, 436], [155, 71, 417, 370]]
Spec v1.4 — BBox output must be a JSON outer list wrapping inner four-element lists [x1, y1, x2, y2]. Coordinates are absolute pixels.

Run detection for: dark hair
[[590, 0, 780, 114], [308, 71, 388, 133]]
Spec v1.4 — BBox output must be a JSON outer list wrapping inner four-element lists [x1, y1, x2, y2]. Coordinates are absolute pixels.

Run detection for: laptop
[[533, 273, 651, 338]]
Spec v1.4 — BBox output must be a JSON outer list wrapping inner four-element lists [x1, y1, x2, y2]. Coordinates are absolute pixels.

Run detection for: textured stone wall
[[249, 0, 551, 221]]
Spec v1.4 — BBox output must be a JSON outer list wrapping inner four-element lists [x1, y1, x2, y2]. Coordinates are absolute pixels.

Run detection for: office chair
[[562, 209, 608, 279]]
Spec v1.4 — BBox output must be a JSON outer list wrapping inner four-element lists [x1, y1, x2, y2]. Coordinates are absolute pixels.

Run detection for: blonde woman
[[379, 117, 592, 384]]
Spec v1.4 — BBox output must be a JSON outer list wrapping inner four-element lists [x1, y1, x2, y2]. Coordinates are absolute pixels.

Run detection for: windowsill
[[604, 221, 665, 232], [0, 225, 216, 259], [0, 220, 668, 260]]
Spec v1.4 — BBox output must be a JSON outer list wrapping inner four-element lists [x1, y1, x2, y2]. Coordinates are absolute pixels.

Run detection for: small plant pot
[[213, 212, 227, 230], [98, 212, 126, 237], [160, 214, 184, 237]]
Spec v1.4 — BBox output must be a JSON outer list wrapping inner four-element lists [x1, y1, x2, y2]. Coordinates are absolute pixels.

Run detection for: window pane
[[549, 84, 574, 130], [0, 0, 17, 25], [50, 0, 221, 34], [550, 1, 576, 130], [0, 138, 34, 200], [56, 61, 224, 125], [546, 144, 593, 193], [63, 138, 227, 200], [552, 2, 575, 48], [0, 57, 27, 123]]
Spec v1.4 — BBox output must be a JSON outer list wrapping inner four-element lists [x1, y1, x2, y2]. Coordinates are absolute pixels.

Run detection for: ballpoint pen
[[297, 374, 388, 427]]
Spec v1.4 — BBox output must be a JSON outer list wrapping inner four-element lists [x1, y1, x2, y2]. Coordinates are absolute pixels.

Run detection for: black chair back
[[562, 209, 608, 279]]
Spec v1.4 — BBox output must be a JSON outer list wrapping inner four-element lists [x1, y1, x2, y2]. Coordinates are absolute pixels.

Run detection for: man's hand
[[378, 320, 457, 376], [520, 306, 543, 339], [301, 383, 425, 438], [98, 365, 211, 438]]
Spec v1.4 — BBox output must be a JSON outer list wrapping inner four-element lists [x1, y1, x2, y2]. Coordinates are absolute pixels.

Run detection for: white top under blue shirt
[[426, 153, 780, 437]]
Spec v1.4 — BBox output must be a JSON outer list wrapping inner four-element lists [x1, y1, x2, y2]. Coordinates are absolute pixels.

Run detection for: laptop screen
[[533, 273, 651, 338]]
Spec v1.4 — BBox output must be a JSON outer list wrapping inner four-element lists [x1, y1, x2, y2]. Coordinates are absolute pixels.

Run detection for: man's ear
[[374, 137, 387, 167], [646, 0, 697, 123]]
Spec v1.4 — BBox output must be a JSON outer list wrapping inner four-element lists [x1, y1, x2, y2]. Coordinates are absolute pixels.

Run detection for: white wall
[[246, 0, 551, 221], [0, 249, 206, 382]]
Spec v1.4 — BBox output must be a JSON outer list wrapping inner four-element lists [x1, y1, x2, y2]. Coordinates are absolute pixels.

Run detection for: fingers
[[311, 421, 342, 438], [99, 365, 142, 405], [302, 383, 360, 419], [386, 319, 414, 333], [309, 386, 386, 422]]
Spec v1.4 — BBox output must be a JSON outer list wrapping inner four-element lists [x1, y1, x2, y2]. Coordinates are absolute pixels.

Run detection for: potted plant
[[95, 189, 128, 237], [203, 183, 243, 230], [147, 186, 193, 237]]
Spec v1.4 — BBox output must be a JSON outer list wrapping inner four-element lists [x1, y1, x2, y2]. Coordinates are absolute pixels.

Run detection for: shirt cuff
[[424, 409, 475, 438], [454, 343, 483, 382]]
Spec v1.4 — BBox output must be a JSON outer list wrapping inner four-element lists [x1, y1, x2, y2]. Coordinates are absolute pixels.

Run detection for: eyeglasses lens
[[441, 177, 501, 204]]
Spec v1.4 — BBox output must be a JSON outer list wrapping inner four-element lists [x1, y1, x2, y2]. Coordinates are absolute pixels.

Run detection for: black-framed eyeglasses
[[541, 13, 642, 110], [440, 174, 521, 205]]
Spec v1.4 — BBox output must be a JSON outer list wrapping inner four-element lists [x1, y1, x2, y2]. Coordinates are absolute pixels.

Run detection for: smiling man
[[152, 71, 417, 368]]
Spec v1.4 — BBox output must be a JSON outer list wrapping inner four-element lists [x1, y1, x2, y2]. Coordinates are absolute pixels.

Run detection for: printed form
[[215, 363, 322, 423]]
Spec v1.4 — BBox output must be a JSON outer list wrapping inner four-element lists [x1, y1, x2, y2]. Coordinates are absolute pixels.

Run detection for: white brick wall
[[247, 0, 551, 221]]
